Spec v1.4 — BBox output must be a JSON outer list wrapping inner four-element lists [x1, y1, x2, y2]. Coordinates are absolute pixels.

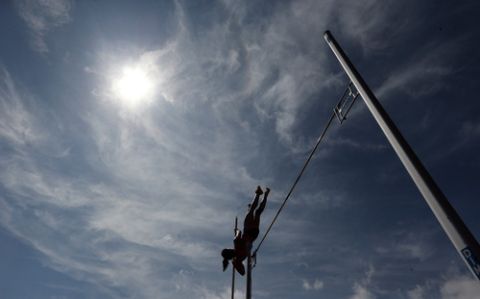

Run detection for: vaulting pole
[[324, 30, 480, 281]]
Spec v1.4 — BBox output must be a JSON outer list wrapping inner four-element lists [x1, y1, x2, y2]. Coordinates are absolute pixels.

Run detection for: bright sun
[[112, 66, 154, 108]]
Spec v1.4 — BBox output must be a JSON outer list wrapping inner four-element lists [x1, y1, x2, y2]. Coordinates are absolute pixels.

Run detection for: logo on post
[[461, 247, 480, 280]]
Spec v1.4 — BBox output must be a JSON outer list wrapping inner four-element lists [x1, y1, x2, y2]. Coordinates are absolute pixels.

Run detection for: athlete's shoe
[[255, 186, 263, 195], [264, 187, 270, 195]]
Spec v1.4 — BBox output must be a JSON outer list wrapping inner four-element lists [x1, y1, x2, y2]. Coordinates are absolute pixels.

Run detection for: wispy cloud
[[407, 285, 426, 299], [405, 273, 480, 299], [350, 284, 376, 299], [16, 0, 73, 53], [374, 229, 435, 261], [376, 59, 452, 100], [302, 278, 324, 291], [348, 265, 376, 299], [375, 34, 465, 100], [199, 286, 245, 299], [0, 68, 39, 145], [440, 275, 480, 299]]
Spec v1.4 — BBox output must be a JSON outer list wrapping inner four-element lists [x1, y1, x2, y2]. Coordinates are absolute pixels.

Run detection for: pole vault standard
[[324, 30, 480, 280]]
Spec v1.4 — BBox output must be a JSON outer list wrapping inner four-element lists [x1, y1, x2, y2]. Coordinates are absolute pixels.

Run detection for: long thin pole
[[246, 250, 252, 299], [324, 30, 480, 280]]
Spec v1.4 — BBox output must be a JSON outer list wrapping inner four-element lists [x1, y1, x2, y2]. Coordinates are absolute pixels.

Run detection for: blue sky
[[1, 0, 480, 298]]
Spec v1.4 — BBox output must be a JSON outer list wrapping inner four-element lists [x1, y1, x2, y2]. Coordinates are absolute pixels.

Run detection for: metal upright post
[[231, 218, 238, 299], [246, 250, 252, 299], [324, 30, 480, 280], [231, 264, 235, 299]]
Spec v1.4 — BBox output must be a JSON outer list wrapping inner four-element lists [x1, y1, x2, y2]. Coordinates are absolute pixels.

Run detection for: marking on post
[[461, 247, 480, 279]]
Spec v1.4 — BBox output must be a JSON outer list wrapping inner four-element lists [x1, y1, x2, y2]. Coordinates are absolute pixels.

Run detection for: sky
[[1, 0, 480, 298]]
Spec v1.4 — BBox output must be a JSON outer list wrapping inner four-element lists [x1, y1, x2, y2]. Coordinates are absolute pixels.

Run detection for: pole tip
[[324, 30, 332, 42]]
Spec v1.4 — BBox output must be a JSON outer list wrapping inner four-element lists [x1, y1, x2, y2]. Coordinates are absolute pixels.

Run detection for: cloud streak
[[16, 0, 73, 53], [302, 278, 324, 291]]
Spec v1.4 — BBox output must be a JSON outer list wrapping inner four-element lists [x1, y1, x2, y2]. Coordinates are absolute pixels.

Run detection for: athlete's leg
[[255, 187, 270, 218], [244, 209, 254, 231], [249, 186, 263, 211], [244, 186, 263, 230]]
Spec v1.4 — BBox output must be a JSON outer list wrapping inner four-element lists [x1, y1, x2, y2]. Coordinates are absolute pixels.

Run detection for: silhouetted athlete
[[222, 186, 270, 275], [243, 186, 269, 243]]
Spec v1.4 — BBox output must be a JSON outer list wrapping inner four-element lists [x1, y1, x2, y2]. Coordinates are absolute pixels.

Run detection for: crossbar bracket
[[334, 82, 359, 124]]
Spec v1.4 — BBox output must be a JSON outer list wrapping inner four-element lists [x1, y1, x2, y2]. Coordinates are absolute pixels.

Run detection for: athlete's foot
[[255, 186, 263, 195], [264, 187, 270, 196]]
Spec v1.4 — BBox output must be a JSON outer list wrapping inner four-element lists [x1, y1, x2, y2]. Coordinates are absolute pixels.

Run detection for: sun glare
[[112, 66, 154, 108]]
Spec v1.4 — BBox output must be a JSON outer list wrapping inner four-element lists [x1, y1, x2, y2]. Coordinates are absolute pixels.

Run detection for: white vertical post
[[324, 30, 480, 280]]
